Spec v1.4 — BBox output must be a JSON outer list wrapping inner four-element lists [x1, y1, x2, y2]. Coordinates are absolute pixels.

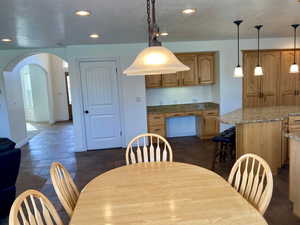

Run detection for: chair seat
[[212, 136, 232, 143], [212, 127, 235, 143]]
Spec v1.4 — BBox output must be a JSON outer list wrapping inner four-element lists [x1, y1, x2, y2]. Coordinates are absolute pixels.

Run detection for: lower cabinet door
[[200, 116, 219, 139], [148, 125, 166, 137]]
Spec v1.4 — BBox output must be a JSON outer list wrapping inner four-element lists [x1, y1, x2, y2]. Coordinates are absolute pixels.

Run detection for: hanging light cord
[[234, 20, 243, 67], [258, 28, 260, 66], [146, 0, 161, 47], [292, 24, 299, 64], [255, 25, 263, 66], [147, 0, 151, 46], [237, 23, 240, 66]]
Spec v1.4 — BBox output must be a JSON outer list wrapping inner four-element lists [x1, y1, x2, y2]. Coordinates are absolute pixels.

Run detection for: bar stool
[[211, 127, 235, 171]]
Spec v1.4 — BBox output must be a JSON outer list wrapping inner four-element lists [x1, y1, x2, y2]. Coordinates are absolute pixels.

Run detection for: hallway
[[0, 123, 298, 225]]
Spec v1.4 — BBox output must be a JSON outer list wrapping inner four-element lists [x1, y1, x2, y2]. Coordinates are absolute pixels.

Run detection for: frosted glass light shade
[[123, 46, 190, 76], [233, 66, 243, 78], [254, 66, 264, 76], [290, 63, 299, 73]]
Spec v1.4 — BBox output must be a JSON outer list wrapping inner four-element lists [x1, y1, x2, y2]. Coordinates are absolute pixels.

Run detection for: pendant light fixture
[[233, 20, 243, 78], [290, 24, 300, 73], [254, 25, 264, 76], [123, 0, 190, 76]]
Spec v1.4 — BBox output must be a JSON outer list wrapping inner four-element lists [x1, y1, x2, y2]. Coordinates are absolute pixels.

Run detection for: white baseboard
[[16, 137, 30, 148]]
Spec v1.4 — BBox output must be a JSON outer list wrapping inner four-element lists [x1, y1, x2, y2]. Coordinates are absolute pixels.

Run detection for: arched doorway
[[2, 53, 72, 146]]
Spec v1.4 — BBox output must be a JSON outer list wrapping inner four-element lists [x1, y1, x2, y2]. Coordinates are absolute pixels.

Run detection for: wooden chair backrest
[[125, 133, 173, 165], [228, 153, 273, 214], [50, 162, 79, 217], [9, 189, 64, 225]]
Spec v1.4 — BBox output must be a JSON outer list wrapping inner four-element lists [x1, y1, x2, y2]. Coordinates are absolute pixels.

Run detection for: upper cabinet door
[[177, 55, 198, 86], [197, 55, 215, 84], [145, 75, 162, 88], [243, 52, 260, 107], [260, 51, 280, 106], [162, 73, 180, 87], [279, 51, 298, 105]]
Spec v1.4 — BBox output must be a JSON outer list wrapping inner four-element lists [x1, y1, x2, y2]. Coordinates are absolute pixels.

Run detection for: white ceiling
[[0, 0, 300, 49]]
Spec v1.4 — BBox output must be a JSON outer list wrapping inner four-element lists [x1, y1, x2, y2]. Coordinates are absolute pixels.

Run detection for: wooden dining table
[[69, 162, 268, 225]]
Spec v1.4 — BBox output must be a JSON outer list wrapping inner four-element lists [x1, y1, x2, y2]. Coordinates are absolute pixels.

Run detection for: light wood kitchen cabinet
[[260, 51, 280, 106], [145, 52, 216, 88], [199, 111, 219, 139], [243, 52, 260, 107], [162, 73, 179, 87], [147, 113, 166, 137], [177, 54, 198, 86], [197, 54, 215, 84], [145, 75, 162, 88], [243, 50, 280, 107], [279, 51, 300, 105]]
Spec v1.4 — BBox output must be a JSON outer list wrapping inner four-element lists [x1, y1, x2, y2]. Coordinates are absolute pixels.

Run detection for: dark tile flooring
[[1, 122, 300, 225]]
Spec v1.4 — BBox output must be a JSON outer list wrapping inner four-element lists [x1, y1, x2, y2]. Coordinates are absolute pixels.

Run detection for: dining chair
[[9, 189, 64, 225], [125, 133, 173, 165], [50, 162, 79, 217], [228, 153, 273, 215]]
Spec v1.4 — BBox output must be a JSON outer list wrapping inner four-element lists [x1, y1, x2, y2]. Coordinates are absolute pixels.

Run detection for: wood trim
[[174, 51, 217, 56], [242, 48, 300, 53]]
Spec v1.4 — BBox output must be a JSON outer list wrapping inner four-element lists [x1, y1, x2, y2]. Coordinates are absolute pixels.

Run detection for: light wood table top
[[69, 162, 268, 225]]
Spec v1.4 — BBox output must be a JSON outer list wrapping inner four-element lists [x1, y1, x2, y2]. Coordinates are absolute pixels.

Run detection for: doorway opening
[[20, 64, 51, 137], [3, 53, 73, 146]]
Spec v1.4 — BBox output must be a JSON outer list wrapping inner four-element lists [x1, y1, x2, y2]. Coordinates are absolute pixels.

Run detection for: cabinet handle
[[154, 128, 161, 131], [153, 116, 161, 119]]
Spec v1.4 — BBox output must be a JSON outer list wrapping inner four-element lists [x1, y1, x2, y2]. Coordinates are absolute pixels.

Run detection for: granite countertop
[[286, 132, 300, 142], [220, 105, 300, 125], [147, 102, 219, 114]]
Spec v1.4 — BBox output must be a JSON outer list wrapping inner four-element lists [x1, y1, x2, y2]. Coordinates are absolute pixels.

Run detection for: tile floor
[[1, 122, 299, 225]]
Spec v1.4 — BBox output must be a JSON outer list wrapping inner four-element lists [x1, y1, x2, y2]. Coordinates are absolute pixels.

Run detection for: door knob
[[84, 110, 89, 114]]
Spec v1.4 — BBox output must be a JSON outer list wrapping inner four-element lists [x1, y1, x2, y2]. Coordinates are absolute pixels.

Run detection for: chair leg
[[211, 142, 219, 171]]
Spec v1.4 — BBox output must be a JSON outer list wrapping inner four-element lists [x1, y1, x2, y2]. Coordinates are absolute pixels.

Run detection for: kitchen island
[[220, 105, 300, 174]]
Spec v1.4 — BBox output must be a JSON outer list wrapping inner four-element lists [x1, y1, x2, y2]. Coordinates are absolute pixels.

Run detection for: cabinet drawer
[[148, 125, 165, 137], [289, 125, 300, 132], [289, 116, 300, 125], [148, 113, 165, 126], [165, 112, 186, 118], [203, 110, 218, 116]]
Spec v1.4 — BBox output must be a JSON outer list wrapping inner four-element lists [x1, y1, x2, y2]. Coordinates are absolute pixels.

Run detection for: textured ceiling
[[0, 0, 300, 49]]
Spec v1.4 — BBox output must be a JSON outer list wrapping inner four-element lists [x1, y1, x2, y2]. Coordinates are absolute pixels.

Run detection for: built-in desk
[[147, 102, 219, 139]]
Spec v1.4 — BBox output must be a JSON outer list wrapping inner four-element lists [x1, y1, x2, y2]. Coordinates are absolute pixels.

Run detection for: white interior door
[[80, 61, 122, 150]]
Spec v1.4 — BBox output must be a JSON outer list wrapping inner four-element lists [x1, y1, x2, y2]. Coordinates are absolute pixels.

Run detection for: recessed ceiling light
[[1, 38, 12, 42], [160, 32, 169, 36], [182, 8, 197, 15], [89, 33, 99, 39], [75, 10, 91, 16]]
